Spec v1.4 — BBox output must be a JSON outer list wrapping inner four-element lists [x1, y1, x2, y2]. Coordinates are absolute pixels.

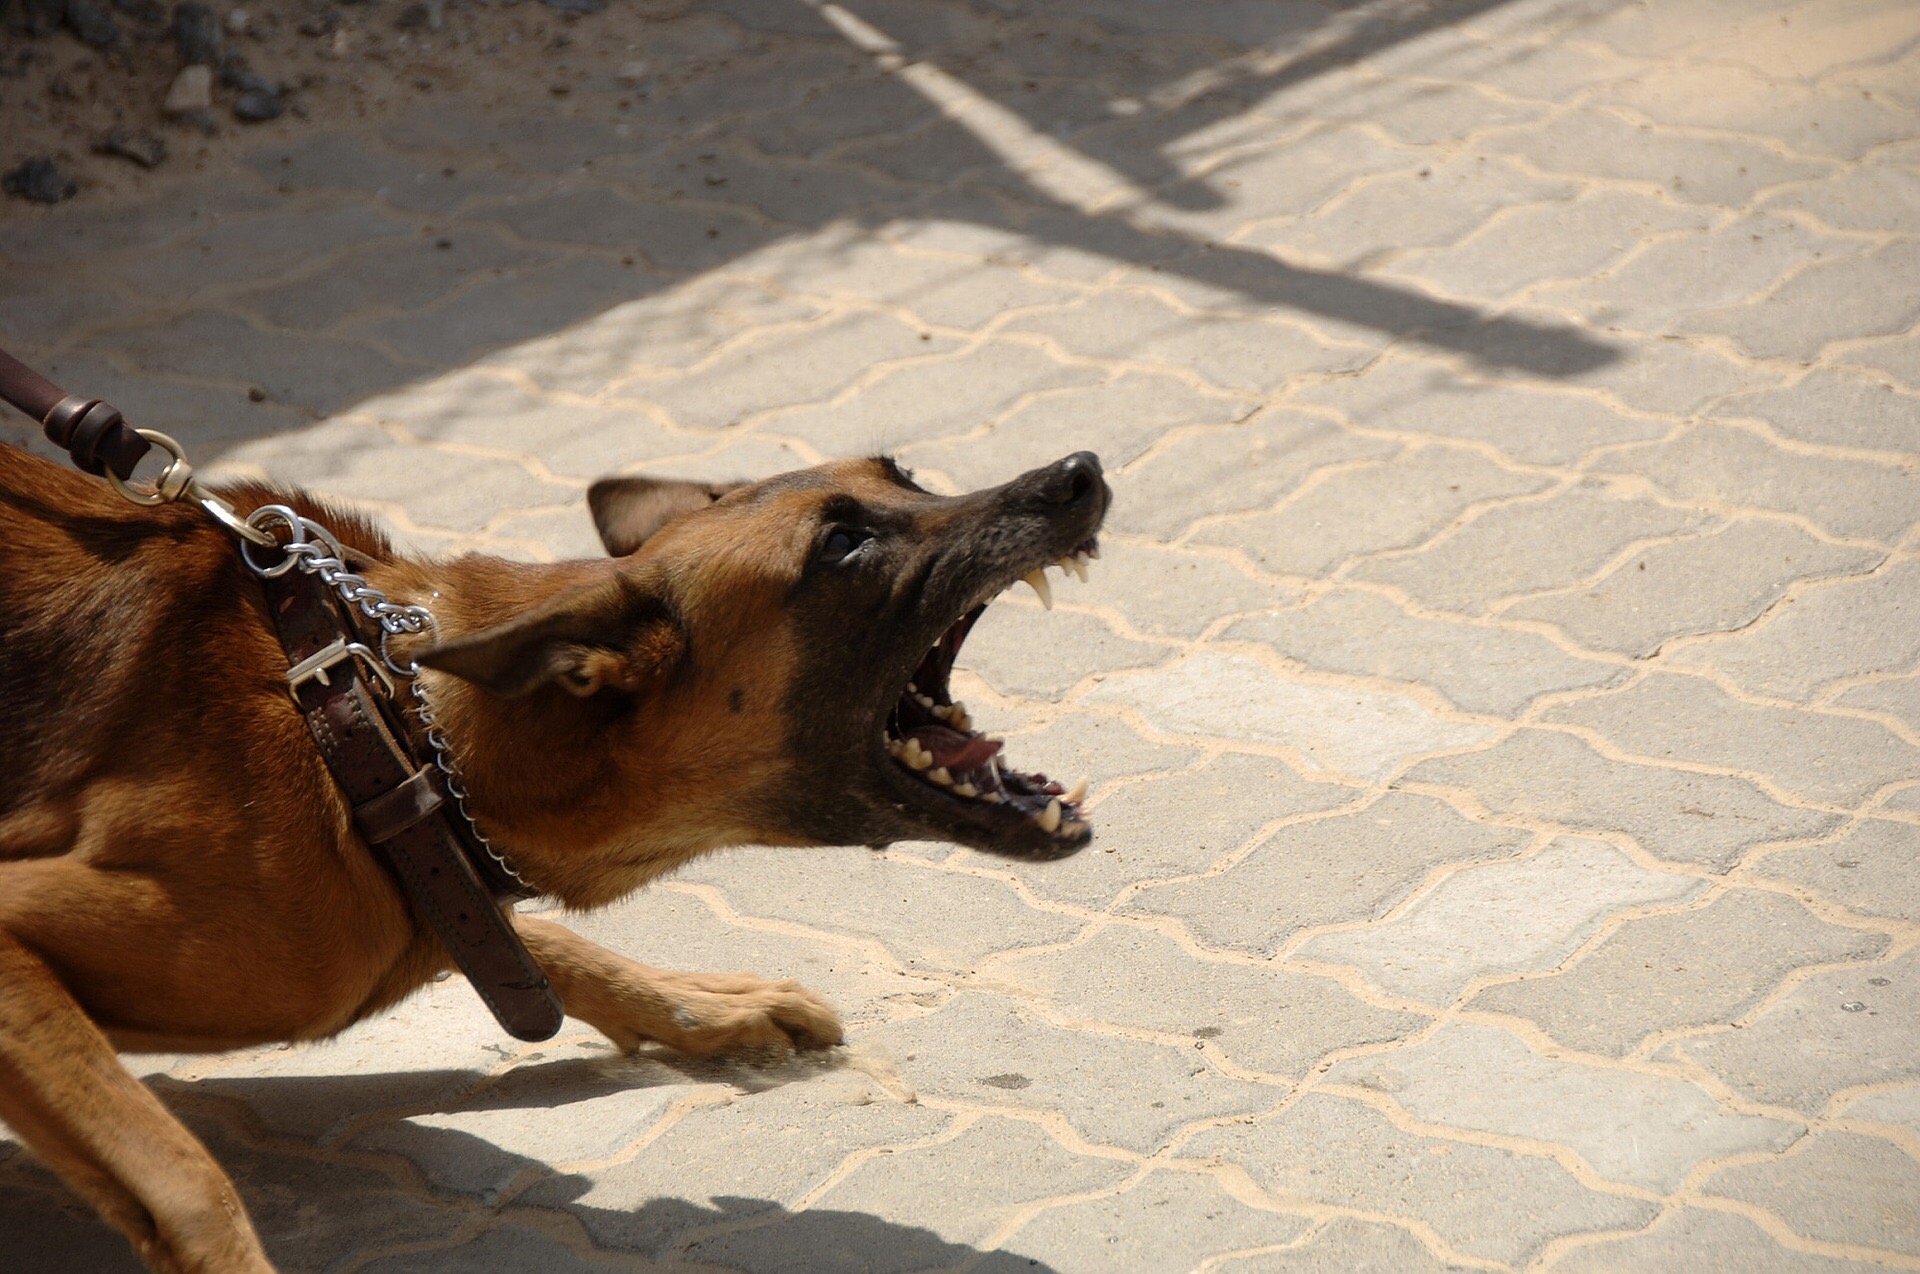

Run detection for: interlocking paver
[[1700, 1130, 1920, 1257], [1224, 590, 1625, 717], [1402, 728, 1843, 871], [1299, 837, 1704, 1004], [6, 0, 1919, 1268], [1129, 790, 1533, 959], [1466, 888, 1888, 1056], [1182, 1092, 1656, 1267], [998, 925, 1424, 1078], [1327, 1021, 1801, 1192], [1670, 948, 1920, 1116]]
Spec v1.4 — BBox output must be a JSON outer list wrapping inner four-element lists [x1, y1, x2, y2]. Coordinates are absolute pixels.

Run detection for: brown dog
[[0, 442, 1108, 1273]]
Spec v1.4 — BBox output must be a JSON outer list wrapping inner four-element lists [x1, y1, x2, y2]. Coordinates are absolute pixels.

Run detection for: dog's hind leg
[[0, 934, 273, 1274], [512, 915, 844, 1057]]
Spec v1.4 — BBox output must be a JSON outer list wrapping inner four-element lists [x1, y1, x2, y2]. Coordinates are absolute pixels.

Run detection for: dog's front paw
[[612, 971, 844, 1058]]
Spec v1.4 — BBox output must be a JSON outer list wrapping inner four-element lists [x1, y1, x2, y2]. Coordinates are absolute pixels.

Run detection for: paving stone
[[1508, 518, 1881, 659], [515, 1076, 950, 1255], [481, 275, 828, 391], [737, 73, 942, 157], [1085, 651, 1495, 781], [0, 1172, 145, 1273], [1603, 62, 1915, 161], [1191, 446, 1554, 580], [1215, 1216, 1479, 1272], [241, 134, 521, 214], [1673, 949, 1920, 1115], [359, 1224, 628, 1273], [1689, 240, 1920, 362], [1597, 422, 1920, 544], [1701, 1130, 1920, 1257], [903, 372, 1259, 491], [745, 1117, 1131, 1258], [1393, 188, 1699, 303], [113, 203, 416, 298], [479, 187, 769, 275], [1225, 590, 1624, 716], [998, 925, 1424, 1078], [865, 993, 1279, 1152], [1353, 482, 1710, 616], [643, 144, 910, 231], [26, 347, 309, 453], [1479, 109, 1833, 207], [351, 1048, 717, 1196], [1749, 817, 1920, 928], [981, 711, 1202, 803], [1129, 791, 1532, 958], [1300, 837, 1704, 1004], [1467, 888, 1886, 1057], [1540, 673, 1920, 807], [1003, 290, 1372, 393], [1667, 559, 1920, 703], [1537, 214, 1860, 335], [0, 183, 281, 266], [101, 310, 417, 416], [221, 420, 571, 535], [1246, 155, 1577, 267], [1403, 729, 1843, 871], [1555, 1205, 1888, 1274], [1838, 1085, 1920, 1137], [1011, 751, 1354, 909], [1832, 677, 1920, 736], [1001, 1171, 1311, 1271], [635, 311, 962, 429], [347, 254, 676, 373], [673, 846, 1085, 973], [1104, 409, 1400, 542], [1710, 369, 1920, 457], [743, 229, 1081, 325], [1288, 351, 1672, 465], [1328, 1021, 1800, 1191], [1148, 124, 1415, 222], [235, 231, 559, 333], [961, 603, 1173, 701], [1762, 160, 1920, 235], [764, 341, 1107, 451], [1533, 332, 1774, 418], [1077, 542, 1304, 639], [1183, 1092, 1656, 1266], [1270, 77, 1553, 150]]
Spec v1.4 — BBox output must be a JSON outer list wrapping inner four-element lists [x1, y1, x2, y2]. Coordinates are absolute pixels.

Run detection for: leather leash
[[0, 344, 564, 1042]]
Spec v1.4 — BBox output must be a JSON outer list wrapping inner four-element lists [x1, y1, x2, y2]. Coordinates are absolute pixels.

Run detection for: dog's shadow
[[0, 1051, 1061, 1273]]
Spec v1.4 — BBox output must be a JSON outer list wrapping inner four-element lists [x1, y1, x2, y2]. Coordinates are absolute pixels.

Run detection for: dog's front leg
[[512, 915, 843, 1056], [0, 934, 273, 1274]]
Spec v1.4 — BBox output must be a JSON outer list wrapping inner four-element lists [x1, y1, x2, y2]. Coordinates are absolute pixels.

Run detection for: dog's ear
[[588, 476, 746, 557], [414, 577, 685, 700]]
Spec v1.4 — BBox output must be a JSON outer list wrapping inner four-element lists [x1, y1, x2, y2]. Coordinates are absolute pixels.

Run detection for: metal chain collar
[[102, 437, 534, 894]]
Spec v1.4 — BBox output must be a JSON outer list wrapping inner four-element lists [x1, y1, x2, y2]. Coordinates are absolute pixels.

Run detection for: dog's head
[[416, 454, 1109, 874]]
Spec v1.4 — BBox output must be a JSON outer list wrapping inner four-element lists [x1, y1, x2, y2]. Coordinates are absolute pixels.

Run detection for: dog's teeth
[[931, 703, 952, 721], [1064, 777, 1089, 805], [952, 708, 972, 733], [915, 693, 936, 710], [907, 681, 918, 694], [1023, 569, 1053, 609], [953, 781, 979, 798], [928, 766, 952, 785], [1087, 543, 1101, 561], [905, 740, 934, 770], [1037, 797, 1062, 833]]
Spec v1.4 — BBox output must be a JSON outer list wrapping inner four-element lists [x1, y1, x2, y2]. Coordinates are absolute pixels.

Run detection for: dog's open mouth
[[880, 538, 1099, 858]]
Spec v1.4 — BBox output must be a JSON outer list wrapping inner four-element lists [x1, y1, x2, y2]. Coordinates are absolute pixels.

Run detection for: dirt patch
[[1, 0, 698, 207]]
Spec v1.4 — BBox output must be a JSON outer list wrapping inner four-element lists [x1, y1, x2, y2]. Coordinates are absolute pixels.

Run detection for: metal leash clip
[[105, 425, 278, 547]]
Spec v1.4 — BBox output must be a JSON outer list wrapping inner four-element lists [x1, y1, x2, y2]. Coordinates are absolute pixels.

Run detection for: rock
[[3, 158, 78, 204], [223, 5, 245, 34], [542, 0, 605, 12], [161, 63, 212, 114], [232, 89, 283, 122], [23, 0, 65, 36], [64, 0, 123, 47], [171, 1, 220, 63], [93, 127, 168, 168], [112, 0, 168, 21], [217, 57, 280, 96]]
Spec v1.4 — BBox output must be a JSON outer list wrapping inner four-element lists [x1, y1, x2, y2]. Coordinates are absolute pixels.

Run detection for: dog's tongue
[[906, 725, 1003, 771]]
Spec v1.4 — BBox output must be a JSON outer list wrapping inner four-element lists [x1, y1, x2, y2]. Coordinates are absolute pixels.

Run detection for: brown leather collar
[[264, 563, 565, 1042]]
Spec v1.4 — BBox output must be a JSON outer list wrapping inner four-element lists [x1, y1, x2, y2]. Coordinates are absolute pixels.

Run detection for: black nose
[[1040, 451, 1104, 507]]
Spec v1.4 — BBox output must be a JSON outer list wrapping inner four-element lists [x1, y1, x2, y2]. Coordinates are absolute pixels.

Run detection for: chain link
[[241, 504, 532, 893]]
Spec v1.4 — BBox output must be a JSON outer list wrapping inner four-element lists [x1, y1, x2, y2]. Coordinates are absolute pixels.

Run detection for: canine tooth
[[1036, 798, 1062, 833], [927, 766, 952, 785], [1064, 777, 1089, 805], [953, 781, 979, 798], [1087, 543, 1101, 560], [1061, 554, 1087, 583], [1023, 569, 1053, 609]]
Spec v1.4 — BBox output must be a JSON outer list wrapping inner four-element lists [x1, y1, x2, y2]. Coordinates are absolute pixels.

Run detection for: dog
[[0, 442, 1108, 1273]]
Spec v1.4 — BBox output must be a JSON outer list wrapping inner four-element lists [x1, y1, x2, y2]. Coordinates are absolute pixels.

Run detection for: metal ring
[[197, 493, 280, 547], [105, 429, 191, 508], [241, 505, 309, 577]]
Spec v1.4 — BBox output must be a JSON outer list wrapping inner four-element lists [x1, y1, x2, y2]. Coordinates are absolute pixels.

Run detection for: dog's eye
[[817, 527, 871, 564]]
